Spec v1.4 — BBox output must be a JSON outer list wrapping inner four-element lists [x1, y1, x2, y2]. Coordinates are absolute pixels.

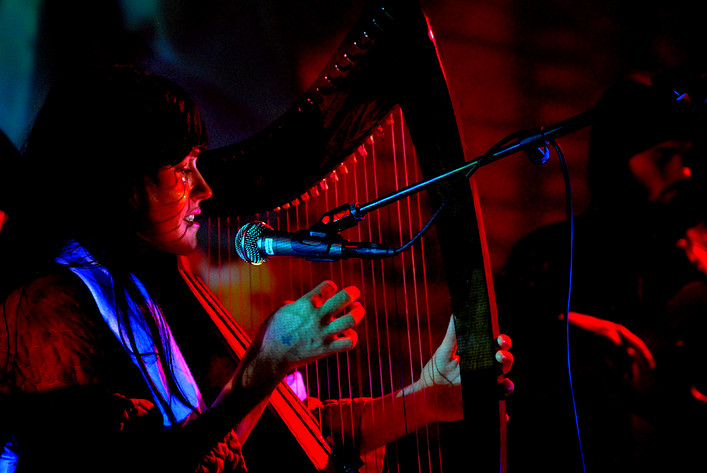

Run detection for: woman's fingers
[[500, 378, 515, 396], [327, 328, 360, 353], [305, 280, 339, 308], [496, 334, 512, 350], [319, 285, 360, 317], [307, 283, 365, 357], [495, 350, 514, 374], [437, 316, 459, 362], [325, 302, 365, 336]]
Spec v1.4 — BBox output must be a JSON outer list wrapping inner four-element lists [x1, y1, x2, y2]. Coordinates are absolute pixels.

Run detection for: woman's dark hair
[[7, 65, 207, 271], [1, 65, 208, 423]]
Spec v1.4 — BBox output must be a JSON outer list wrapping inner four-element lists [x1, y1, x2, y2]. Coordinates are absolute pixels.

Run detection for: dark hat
[[588, 80, 696, 211], [590, 80, 694, 164]]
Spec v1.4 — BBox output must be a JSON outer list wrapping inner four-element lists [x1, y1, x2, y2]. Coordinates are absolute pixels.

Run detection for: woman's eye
[[176, 167, 192, 183]]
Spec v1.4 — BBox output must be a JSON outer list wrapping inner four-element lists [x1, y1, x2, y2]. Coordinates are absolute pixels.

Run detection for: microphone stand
[[311, 108, 595, 236]]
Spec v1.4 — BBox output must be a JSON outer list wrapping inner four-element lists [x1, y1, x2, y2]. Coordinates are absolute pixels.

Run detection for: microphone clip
[[308, 202, 365, 237]]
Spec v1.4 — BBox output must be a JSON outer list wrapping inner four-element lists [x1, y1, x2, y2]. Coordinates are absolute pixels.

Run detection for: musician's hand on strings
[[415, 316, 463, 422], [259, 280, 365, 375], [416, 316, 514, 423], [420, 316, 460, 387], [360, 318, 513, 453]]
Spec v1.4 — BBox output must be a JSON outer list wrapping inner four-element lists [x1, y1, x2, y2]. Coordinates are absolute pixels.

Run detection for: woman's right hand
[[212, 281, 363, 444], [247, 280, 365, 384]]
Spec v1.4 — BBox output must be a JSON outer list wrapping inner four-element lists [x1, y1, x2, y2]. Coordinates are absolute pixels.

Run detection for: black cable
[[393, 194, 451, 255], [391, 157, 486, 255]]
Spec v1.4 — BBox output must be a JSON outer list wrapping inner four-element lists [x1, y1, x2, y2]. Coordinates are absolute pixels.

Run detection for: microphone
[[235, 221, 396, 265]]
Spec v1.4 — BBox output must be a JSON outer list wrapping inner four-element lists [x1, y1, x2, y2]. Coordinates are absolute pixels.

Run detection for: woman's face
[[136, 148, 213, 255]]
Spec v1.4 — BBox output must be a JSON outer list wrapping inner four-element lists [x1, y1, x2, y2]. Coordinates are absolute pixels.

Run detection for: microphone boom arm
[[313, 108, 595, 235]]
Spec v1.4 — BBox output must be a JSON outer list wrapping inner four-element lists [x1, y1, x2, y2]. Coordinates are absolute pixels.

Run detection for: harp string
[[338, 162, 359, 457], [358, 140, 391, 473], [199, 106, 451, 472], [397, 108, 433, 473], [350, 151, 377, 473], [404, 111, 437, 473], [326, 161, 352, 455], [387, 113, 417, 471], [389, 109, 437, 473]]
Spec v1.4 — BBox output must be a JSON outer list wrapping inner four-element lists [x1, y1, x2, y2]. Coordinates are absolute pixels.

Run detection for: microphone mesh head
[[235, 221, 271, 265]]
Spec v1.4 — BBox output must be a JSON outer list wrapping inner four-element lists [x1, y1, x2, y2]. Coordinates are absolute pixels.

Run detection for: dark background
[[1, 0, 703, 275], [1, 2, 704, 471]]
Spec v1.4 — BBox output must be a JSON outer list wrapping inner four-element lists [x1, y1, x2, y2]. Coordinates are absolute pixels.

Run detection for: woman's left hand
[[417, 316, 513, 423]]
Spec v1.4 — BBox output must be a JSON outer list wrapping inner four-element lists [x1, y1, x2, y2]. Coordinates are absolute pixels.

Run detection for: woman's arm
[[358, 316, 513, 453], [208, 280, 365, 442]]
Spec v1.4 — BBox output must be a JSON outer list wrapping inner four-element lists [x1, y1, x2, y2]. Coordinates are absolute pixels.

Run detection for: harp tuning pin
[[338, 163, 349, 175], [335, 52, 357, 73], [324, 73, 343, 87], [344, 51, 361, 62], [282, 202, 291, 210], [335, 62, 352, 73], [290, 198, 300, 207], [300, 191, 310, 202], [307, 91, 324, 105], [354, 32, 372, 50], [372, 8, 394, 32], [316, 86, 334, 96], [328, 171, 339, 182], [310, 185, 320, 197], [355, 145, 366, 158], [319, 179, 329, 191]]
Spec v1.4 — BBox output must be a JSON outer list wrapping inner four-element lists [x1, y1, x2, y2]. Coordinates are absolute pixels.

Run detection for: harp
[[188, 0, 507, 471]]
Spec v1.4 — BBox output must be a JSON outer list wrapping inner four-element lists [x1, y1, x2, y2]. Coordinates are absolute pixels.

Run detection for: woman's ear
[[129, 177, 149, 211]]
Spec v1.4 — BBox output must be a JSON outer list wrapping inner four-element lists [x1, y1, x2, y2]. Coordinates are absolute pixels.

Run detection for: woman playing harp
[[0, 65, 512, 472]]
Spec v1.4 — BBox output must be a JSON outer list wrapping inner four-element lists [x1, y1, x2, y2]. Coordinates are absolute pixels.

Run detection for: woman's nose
[[191, 167, 213, 201]]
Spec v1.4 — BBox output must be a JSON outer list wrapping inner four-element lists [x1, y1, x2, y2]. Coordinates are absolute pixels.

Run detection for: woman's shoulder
[[1, 266, 109, 391], [3, 266, 98, 325]]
